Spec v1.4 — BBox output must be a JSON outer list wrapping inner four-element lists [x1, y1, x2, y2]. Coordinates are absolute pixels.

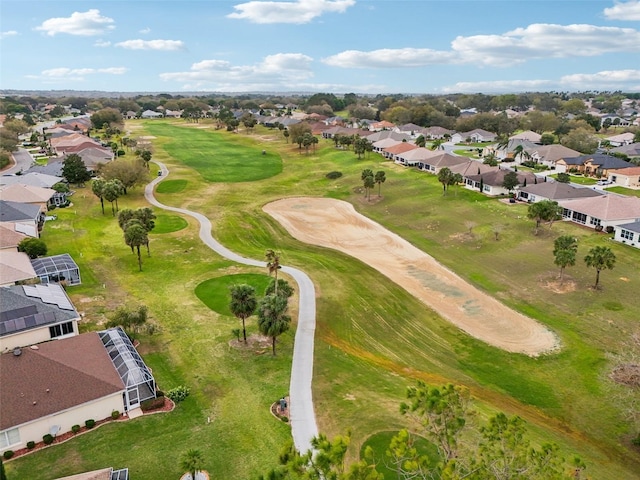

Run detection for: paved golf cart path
[[145, 162, 318, 454]]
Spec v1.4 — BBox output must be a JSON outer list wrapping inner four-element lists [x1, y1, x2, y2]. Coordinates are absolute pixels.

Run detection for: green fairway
[[153, 214, 189, 233], [8, 119, 640, 480], [195, 273, 273, 316], [143, 122, 282, 182], [156, 179, 189, 193]]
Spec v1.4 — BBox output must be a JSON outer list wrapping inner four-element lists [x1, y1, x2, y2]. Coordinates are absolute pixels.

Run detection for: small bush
[[632, 433, 640, 446], [111, 410, 120, 420], [43, 434, 54, 445], [140, 396, 165, 412], [85, 419, 96, 429], [605, 226, 615, 234], [156, 390, 165, 397], [27, 441, 36, 449], [71, 424, 81, 434], [325, 171, 343, 179], [166, 385, 190, 403], [282, 417, 289, 423], [3, 450, 14, 459]]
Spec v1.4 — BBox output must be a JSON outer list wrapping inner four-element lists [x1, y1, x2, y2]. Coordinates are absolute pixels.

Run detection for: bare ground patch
[[263, 197, 559, 356]]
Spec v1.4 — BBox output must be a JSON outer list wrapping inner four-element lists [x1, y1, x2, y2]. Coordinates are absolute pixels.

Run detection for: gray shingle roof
[[0, 200, 41, 222]]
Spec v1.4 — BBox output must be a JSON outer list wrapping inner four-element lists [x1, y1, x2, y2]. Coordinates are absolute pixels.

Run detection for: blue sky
[[1, 0, 639, 94]]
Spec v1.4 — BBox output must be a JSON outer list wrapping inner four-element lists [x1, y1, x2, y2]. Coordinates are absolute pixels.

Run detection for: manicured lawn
[[607, 186, 640, 197], [8, 120, 640, 479], [548, 173, 598, 185], [195, 273, 273, 316], [152, 214, 189, 234], [156, 179, 188, 193]]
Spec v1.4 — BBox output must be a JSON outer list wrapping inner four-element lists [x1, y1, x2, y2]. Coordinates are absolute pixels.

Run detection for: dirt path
[[263, 197, 559, 356]]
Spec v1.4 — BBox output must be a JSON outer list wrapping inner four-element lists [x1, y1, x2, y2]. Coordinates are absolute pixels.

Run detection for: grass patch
[[548, 174, 597, 185], [195, 273, 273, 316], [607, 186, 640, 197], [153, 214, 188, 234], [156, 179, 188, 193], [360, 431, 439, 479]]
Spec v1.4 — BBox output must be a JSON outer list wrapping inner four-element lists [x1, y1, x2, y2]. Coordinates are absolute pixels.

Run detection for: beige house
[[0, 251, 38, 286], [559, 194, 640, 229], [609, 166, 640, 188], [0, 223, 28, 251], [0, 184, 56, 210]]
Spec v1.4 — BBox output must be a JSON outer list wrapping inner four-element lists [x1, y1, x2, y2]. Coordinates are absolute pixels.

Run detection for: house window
[[620, 229, 635, 241], [572, 212, 587, 224], [562, 208, 571, 219], [49, 321, 74, 338], [590, 217, 602, 227], [0, 428, 20, 449], [483, 185, 491, 192]]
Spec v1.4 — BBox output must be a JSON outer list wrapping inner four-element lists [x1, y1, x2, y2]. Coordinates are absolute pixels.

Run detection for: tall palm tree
[[91, 179, 106, 215], [180, 449, 204, 480], [265, 249, 281, 295], [374, 171, 386, 197], [124, 223, 148, 271], [363, 174, 375, 201], [257, 295, 291, 355], [584, 246, 616, 289], [553, 235, 578, 281], [229, 284, 257, 343]]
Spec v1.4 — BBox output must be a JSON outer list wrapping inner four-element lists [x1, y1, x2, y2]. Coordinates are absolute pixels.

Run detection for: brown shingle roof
[[559, 194, 640, 221], [0, 333, 123, 429]]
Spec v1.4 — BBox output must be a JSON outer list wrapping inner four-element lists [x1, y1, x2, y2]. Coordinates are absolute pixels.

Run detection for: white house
[[613, 221, 640, 249]]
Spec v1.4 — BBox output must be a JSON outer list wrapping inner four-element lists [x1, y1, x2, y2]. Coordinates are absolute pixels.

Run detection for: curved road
[[144, 162, 318, 454]]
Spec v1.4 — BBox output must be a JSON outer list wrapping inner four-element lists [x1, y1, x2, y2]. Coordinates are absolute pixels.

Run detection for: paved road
[[2, 148, 34, 175], [144, 162, 318, 453]]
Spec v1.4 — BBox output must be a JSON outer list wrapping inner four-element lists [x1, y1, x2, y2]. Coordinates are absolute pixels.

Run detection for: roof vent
[[13, 348, 22, 356]]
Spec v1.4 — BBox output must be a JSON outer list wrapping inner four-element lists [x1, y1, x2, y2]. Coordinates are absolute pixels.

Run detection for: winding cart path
[[145, 162, 318, 454]]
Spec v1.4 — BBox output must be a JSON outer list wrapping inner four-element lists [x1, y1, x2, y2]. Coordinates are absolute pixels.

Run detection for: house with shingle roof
[[363, 130, 413, 143], [0, 224, 28, 251], [609, 166, 640, 188], [381, 142, 418, 161], [464, 168, 537, 196], [372, 138, 404, 154], [0, 327, 156, 453], [0, 251, 38, 287], [417, 152, 468, 174], [510, 130, 542, 143], [394, 147, 440, 167], [370, 120, 395, 131], [611, 142, 640, 159], [0, 172, 64, 189], [517, 181, 603, 203], [557, 154, 635, 177], [0, 200, 44, 237], [526, 145, 581, 170], [559, 194, 640, 229], [605, 132, 635, 147], [394, 123, 424, 137], [55, 467, 129, 480], [422, 126, 455, 139], [0, 184, 57, 209], [451, 129, 497, 144], [613, 221, 640, 249]]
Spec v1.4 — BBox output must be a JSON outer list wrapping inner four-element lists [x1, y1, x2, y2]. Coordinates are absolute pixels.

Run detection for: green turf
[[548, 174, 597, 185], [156, 179, 188, 193], [607, 186, 640, 197], [194, 273, 273, 316], [152, 214, 188, 234]]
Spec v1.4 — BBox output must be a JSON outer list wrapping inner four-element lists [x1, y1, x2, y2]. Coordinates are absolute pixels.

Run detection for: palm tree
[[584, 246, 616, 289], [363, 174, 375, 201], [265, 249, 281, 295], [437, 167, 455, 195], [374, 170, 386, 197], [553, 235, 578, 281], [229, 284, 257, 343], [124, 223, 148, 271], [91, 179, 106, 214], [180, 449, 205, 480], [257, 295, 291, 355]]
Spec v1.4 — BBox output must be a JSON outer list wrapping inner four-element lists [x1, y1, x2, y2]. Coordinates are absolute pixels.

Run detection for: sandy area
[[263, 197, 559, 356]]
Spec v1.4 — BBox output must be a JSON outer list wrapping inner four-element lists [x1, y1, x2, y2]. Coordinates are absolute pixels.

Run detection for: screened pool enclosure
[[31, 253, 81, 286], [99, 327, 156, 410]]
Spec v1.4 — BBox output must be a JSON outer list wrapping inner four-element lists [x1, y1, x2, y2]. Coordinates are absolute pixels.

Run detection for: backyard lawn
[[7, 120, 640, 479]]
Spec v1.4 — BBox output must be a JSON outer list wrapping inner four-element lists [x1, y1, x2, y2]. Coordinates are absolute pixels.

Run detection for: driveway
[[145, 162, 318, 454]]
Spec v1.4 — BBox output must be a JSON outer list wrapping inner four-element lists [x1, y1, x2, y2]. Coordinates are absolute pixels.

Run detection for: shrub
[[325, 171, 342, 179], [3, 450, 14, 459], [43, 434, 54, 445], [156, 390, 165, 397], [27, 441, 36, 449], [71, 424, 81, 434], [85, 419, 96, 429], [605, 226, 615, 234], [111, 410, 120, 420], [167, 385, 190, 403], [140, 396, 165, 412]]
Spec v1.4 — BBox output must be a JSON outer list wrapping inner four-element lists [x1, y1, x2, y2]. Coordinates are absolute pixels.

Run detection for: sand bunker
[[263, 197, 559, 356]]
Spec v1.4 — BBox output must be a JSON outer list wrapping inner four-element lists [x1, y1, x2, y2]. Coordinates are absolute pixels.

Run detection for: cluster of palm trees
[[229, 249, 293, 355], [361, 169, 386, 201], [117, 207, 156, 271]]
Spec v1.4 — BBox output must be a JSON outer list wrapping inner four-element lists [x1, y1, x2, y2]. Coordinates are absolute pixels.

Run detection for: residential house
[[417, 152, 468, 173], [0, 251, 38, 287], [394, 123, 424, 137], [363, 130, 413, 143], [55, 467, 129, 480], [0, 172, 64, 189], [372, 138, 404, 154], [140, 110, 163, 119], [556, 154, 634, 176], [488, 139, 537, 161], [449, 160, 496, 180], [0, 200, 44, 237], [31, 254, 81, 286], [510, 130, 542, 143], [451, 129, 497, 144], [321, 126, 360, 140], [464, 168, 537, 196], [394, 147, 440, 167], [527, 145, 581, 171], [370, 120, 396, 131], [559, 194, 640, 229], [613, 221, 640, 249], [0, 184, 59, 209], [381, 142, 418, 161], [0, 223, 27, 251], [0, 283, 79, 351], [611, 142, 640, 160], [422, 126, 455, 139], [608, 166, 640, 188], [0, 327, 156, 453], [517, 181, 603, 203], [605, 132, 635, 147]]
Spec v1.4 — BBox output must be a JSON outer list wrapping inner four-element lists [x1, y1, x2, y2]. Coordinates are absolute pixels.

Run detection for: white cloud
[[115, 39, 185, 51], [35, 9, 115, 36], [94, 40, 111, 47], [560, 69, 640, 89], [227, 0, 355, 24], [323, 48, 455, 68], [324, 23, 640, 69], [0, 30, 18, 39], [603, 1, 640, 20], [29, 67, 128, 81], [139, 27, 151, 34], [160, 53, 314, 91]]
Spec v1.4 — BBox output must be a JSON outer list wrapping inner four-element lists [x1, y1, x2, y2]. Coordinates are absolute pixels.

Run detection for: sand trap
[[263, 197, 559, 356]]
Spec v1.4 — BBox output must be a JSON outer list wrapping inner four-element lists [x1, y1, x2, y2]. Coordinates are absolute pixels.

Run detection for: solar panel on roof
[[0, 305, 38, 322], [14, 317, 26, 330], [3, 319, 16, 333]]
